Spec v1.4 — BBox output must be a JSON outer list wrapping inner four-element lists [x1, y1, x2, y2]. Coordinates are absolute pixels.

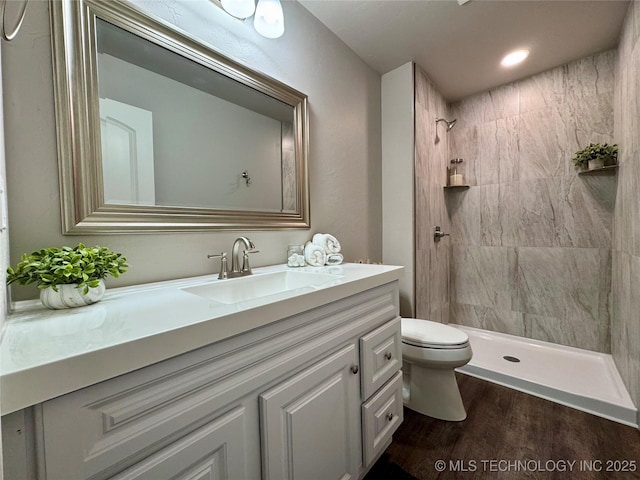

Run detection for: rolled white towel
[[326, 253, 343, 265], [312, 233, 341, 254], [304, 243, 326, 267]]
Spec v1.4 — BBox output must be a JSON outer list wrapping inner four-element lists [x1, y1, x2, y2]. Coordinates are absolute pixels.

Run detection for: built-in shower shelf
[[443, 185, 470, 190], [578, 165, 619, 176]]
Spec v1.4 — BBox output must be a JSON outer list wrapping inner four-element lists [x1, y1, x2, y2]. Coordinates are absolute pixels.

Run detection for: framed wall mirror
[[51, 0, 309, 233]]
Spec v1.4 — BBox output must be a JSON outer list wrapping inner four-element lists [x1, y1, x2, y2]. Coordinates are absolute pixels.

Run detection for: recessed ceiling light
[[501, 49, 529, 67]]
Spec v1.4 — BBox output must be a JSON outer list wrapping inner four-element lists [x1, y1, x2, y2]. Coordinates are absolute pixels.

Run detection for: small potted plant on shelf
[[6, 244, 128, 310], [571, 143, 618, 171]]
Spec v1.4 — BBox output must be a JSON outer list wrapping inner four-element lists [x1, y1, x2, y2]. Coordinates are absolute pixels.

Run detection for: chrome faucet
[[229, 237, 259, 278]]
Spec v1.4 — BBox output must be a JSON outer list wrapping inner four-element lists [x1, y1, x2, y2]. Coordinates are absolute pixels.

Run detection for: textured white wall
[[381, 62, 414, 316], [2, 0, 382, 300]]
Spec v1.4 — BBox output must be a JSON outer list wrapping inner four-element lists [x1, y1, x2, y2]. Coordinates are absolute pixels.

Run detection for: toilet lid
[[401, 318, 469, 348]]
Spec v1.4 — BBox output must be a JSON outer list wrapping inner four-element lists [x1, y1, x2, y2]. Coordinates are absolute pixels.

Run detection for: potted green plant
[[571, 143, 618, 171], [6, 244, 128, 309]]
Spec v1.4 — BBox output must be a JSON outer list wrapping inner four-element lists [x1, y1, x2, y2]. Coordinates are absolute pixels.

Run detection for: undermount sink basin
[[182, 270, 342, 304]]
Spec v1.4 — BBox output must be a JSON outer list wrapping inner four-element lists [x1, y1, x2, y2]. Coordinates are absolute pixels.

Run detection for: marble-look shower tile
[[565, 50, 615, 103], [450, 303, 527, 337], [449, 94, 486, 129], [414, 105, 433, 249], [626, 254, 640, 407], [517, 248, 607, 350], [428, 242, 450, 323], [631, 153, 640, 258], [633, 0, 640, 48], [475, 121, 499, 186], [498, 181, 520, 247], [449, 125, 478, 185], [414, 65, 429, 108], [611, 171, 623, 255], [611, 251, 631, 396], [618, 1, 637, 74], [519, 66, 564, 114], [517, 178, 563, 247], [447, 187, 480, 246], [614, 52, 622, 152], [479, 184, 501, 247], [450, 245, 517, 311], [527, 311, 609, 353], [483, 83, 519, 121], [497, 116, 519, 183], [616, 155, 639, 255], [560, 174, 615, 248], [519, 106, 569, 180], [597, 249, 612, 351], [628, 39, 640, 156], [618, 58, 636, 163], [415, 247, 430, 319]]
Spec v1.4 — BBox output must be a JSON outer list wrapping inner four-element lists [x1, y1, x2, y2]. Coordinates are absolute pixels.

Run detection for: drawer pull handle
[[385, 352, 393, 360], [386, 412, 394, 421], [351, 365, 359, 374]]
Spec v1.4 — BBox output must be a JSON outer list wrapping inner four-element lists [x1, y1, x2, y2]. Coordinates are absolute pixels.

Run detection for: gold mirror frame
[[50, 0, 309, 234]]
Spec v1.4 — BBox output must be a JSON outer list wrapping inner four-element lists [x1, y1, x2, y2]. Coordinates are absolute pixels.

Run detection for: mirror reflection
[[50, 0, 309, 233], [96, 18, 297, 213]]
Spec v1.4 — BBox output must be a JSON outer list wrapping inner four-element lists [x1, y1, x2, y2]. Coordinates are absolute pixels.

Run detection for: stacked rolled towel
[[304, 242, 326, 267], [312, 233, 341, 254], [312, 233, 343, 265], [326, 253, 344, 265]]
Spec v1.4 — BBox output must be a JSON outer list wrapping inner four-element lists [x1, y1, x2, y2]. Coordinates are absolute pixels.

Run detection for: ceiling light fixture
[[214, 0, 284, 39], [253, 0, 285, 39], [501, 49, 529, 67]]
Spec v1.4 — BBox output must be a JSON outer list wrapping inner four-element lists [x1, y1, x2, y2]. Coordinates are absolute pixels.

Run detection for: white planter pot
[[588, 158, 605, 170], [40, 280, 106, 310]]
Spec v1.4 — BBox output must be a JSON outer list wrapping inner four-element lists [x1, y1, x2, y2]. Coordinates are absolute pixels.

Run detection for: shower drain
[[503, 355, 521, 363]]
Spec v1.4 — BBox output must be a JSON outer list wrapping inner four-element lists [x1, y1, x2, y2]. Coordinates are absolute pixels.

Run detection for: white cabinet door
[[260, 344, 362, 480], [110, 406, 248, 480]]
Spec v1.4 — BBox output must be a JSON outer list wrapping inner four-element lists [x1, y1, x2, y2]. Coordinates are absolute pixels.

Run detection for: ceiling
[[298, 0, 630, 101]]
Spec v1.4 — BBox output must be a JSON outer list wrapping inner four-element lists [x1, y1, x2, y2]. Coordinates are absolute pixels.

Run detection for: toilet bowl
[[401, 318, 472, 421]]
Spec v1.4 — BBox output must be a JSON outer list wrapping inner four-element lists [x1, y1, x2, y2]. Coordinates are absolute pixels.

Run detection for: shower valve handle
[[434, 226, 450, 242]]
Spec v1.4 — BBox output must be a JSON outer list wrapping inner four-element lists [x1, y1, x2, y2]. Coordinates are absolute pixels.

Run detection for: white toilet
[[401, 318, 473, 421]]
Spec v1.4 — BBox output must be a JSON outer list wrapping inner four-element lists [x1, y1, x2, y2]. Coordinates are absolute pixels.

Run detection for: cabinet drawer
[[360, 317, 402, 399], [362, 371, 403, 466]]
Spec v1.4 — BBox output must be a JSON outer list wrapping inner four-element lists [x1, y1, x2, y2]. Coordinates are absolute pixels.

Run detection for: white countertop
[[1, 263, 403, 415]]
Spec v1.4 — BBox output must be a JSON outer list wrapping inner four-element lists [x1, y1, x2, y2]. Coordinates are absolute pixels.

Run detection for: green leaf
[[5, 244, 128, 290]]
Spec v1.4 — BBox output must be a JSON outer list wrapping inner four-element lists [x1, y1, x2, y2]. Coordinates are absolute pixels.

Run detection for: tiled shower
[[413, 1, 639, 418]]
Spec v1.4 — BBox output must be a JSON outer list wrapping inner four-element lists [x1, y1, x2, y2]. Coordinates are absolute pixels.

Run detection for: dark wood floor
[[365, 374, 640, 480]]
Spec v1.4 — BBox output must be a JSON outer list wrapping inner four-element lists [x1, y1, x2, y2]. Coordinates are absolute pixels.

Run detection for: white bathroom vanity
[[1, 263, 403, 480]]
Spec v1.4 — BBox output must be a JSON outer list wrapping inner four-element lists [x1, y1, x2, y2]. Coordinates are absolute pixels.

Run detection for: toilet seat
[[401, 318, 469, 350]]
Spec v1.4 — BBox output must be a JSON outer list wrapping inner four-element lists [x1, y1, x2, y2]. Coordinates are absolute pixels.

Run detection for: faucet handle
[[207, 252, 228, 279], [241, 248, 259, 273]]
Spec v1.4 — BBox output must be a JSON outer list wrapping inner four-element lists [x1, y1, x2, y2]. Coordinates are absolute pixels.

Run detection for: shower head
[[435, 117, 457, 131]]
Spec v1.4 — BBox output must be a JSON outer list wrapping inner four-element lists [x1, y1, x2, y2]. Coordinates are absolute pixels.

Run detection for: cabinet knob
[[385, 352, 393, 361], [386, 412, 394, 421], [350, 365, 359, 374]]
